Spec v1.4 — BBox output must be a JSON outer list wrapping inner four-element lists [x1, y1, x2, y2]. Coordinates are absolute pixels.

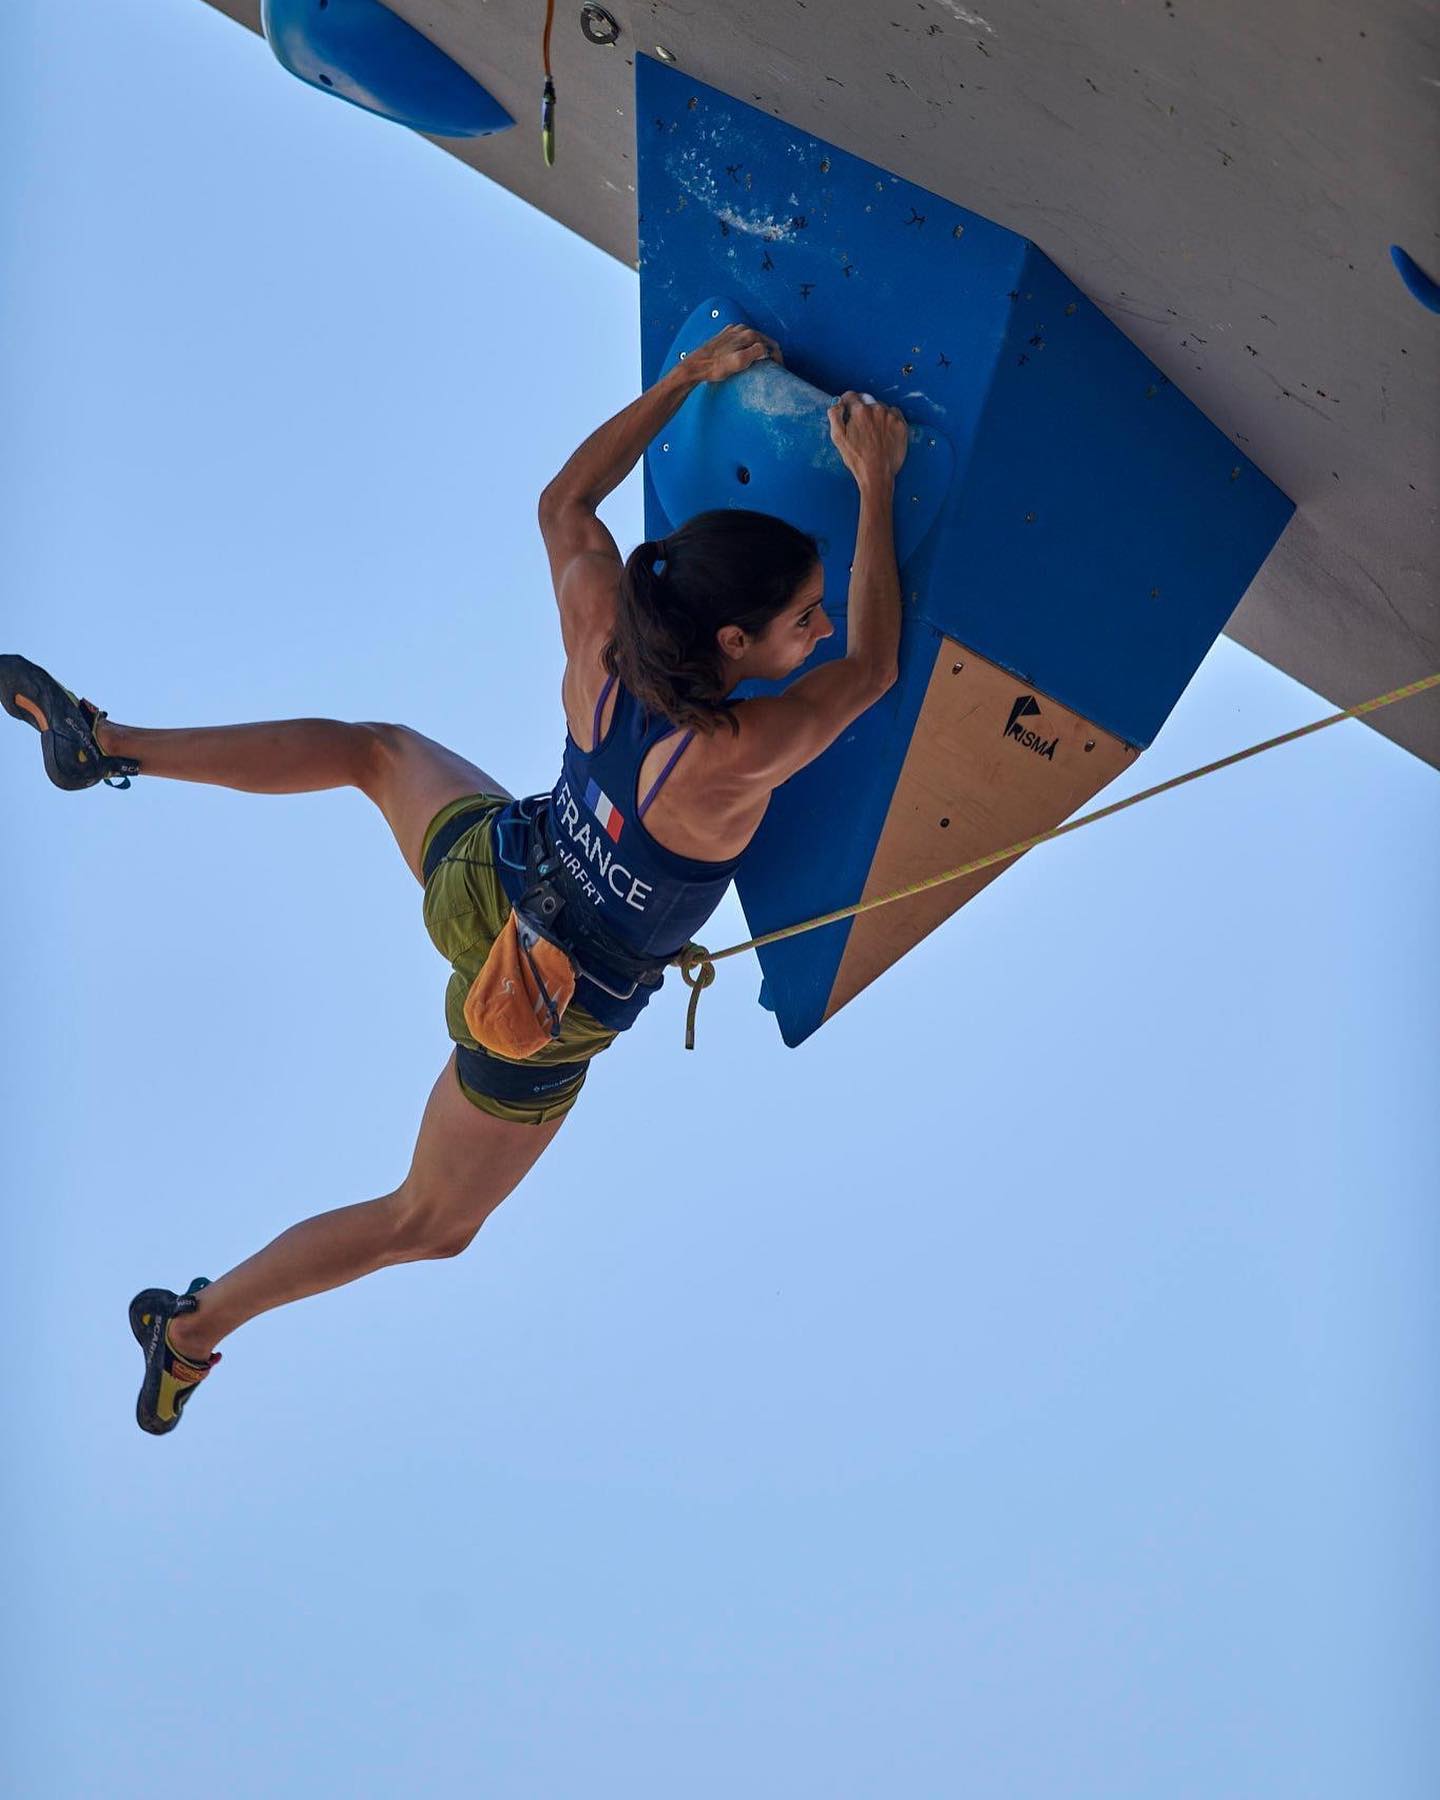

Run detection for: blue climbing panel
[[636, 56, 1293, 1045], [261, 0, 514, 139]]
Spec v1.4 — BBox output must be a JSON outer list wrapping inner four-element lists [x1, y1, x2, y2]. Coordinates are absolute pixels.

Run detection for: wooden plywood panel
[[825, 640, 1138, 1021]]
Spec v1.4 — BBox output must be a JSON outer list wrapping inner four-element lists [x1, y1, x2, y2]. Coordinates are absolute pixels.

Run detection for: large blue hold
[[261, 0, 514, 139], [636, 56, 1293, 1045], [652, 296, 955, 569]]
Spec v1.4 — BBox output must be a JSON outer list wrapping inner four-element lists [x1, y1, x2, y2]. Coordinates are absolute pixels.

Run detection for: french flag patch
[[585, 777, 624, 843]]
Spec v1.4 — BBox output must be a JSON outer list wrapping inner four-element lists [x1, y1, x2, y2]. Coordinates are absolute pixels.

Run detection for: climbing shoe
[[130, 1278, 221, 1436], [0, 653, 140, 789]]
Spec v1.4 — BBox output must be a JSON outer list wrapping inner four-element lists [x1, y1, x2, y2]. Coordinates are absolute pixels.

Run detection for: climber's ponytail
[[606, 510, 821, 734]]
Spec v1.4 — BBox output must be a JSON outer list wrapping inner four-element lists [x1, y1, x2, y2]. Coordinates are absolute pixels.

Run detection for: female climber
[[1, 324, 909, 1435]]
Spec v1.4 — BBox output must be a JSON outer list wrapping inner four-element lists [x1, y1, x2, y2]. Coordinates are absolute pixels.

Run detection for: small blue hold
[[261, 0, 514, 139], [1389, 245, 1440, 315]]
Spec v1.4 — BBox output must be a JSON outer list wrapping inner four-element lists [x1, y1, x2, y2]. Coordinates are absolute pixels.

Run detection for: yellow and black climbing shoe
[[130, 1278, 220, 1436], [0, 654, 139, 790]]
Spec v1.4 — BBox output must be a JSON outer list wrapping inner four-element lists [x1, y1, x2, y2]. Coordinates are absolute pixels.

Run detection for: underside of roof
[[204, 0, 1439, 768]]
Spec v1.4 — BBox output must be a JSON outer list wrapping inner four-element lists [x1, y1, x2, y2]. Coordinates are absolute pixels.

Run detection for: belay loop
[[676, 944, 716, 1050]]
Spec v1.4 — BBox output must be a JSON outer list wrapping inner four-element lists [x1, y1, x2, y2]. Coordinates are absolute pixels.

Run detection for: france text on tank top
[[492, 676, 743, 1032]]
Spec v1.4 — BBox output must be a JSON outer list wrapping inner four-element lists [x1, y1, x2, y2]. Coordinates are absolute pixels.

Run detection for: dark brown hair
[[605, 509, 821, 734]]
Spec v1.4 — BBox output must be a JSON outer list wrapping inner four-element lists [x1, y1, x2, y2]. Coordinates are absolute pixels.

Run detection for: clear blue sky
[[3, 4, 1437, 1795]]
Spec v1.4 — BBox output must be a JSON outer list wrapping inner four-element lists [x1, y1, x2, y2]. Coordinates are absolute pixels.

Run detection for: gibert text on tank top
[[497, 674, 744, 1032]]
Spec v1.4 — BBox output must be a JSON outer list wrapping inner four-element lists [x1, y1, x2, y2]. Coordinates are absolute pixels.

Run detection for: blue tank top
[[492, 675, 743, 1031]]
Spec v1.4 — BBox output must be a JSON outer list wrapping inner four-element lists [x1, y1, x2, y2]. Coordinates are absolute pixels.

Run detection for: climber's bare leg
[[166, 1055, 564, 1360], [96, 716, 511, 883]]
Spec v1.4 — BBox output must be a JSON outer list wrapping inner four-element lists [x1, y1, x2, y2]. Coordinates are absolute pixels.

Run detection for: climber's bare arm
[[537, 325, 780, 651], [536, 363, 699, 561], [731, 400, 907, 786], [729, 667, 891, 790]]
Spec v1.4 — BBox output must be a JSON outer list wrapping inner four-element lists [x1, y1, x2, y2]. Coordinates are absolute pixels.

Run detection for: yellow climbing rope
[[676, 671, 1440, 1049]]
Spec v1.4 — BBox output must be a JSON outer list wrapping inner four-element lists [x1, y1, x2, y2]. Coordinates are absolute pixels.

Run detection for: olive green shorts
[[420, 793, 619, 1126]]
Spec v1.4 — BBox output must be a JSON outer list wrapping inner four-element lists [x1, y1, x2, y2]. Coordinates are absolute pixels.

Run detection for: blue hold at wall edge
[[261, 0, 514, 139]]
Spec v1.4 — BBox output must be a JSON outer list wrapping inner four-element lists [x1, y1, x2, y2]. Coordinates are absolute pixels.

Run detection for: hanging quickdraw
[[540, 0, 557, 165]]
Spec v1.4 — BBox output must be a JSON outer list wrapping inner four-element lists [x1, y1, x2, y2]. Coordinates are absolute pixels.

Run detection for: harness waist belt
[[525, 801, 675, 998]]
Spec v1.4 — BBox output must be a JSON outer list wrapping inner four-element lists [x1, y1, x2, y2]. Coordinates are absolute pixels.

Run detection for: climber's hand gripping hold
[[828, 390, 909, 484], [686, 322, 783, 383]]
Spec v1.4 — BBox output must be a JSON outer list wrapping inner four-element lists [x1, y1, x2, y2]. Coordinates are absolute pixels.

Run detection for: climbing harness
[[675, 672, 1440, 1049], [451, 795, 672, 1059]]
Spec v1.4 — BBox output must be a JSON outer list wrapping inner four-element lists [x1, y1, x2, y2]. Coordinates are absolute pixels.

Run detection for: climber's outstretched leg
[[95, 715, 511, 883], [0, 658, 511, 889], [133, 1054, 565, 1433], [0, 654, 509, 884]]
